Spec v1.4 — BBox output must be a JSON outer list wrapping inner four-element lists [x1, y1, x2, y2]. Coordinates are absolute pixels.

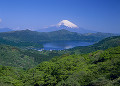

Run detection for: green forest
[[0, 36, 120, 86], [0, 29, 116, 47]]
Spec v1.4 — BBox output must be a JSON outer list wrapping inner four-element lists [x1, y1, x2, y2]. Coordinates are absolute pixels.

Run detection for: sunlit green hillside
[[67, 36, 120, 54], [0, 46, 120, 86]]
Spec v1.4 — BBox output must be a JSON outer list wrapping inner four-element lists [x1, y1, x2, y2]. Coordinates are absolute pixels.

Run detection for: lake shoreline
[[37, 41, 94, 51]]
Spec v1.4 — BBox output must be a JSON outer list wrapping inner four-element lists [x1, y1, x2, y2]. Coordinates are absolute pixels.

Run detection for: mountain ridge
[[0, 29, 116, 43], [37, 20, 96, 33]]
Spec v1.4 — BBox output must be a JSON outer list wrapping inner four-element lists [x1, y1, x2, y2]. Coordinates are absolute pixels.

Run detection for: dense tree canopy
[[0, 46, 120, 86], [0, 36, 120, 86]]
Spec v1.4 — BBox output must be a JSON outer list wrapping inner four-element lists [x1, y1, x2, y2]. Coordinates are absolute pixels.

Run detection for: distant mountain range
[[0, 29, 117, 45], [37, 20, 96, 33], [1, 20, 119, 34], [0, 28, 13, 32]]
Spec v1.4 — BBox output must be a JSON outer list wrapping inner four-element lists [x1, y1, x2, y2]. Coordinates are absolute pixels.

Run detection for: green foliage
[[0, 65, 25, 86], [0, 29, 116, 44], [67, 36, 120, 54], [0, 44, 63, 69], [0, 44, 37, 69], [0, 37, 43, 49], [0, 46, 120, 86], [26, 46, 120, 86], [0, 82, 14, 86], [0, 36, 120, 86]]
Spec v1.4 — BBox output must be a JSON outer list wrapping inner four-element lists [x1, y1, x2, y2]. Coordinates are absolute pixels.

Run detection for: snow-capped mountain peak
[[57, 20, 78, 28], [37, 20, 96, 33]]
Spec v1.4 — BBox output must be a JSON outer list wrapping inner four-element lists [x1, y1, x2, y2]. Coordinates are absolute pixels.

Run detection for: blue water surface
[[39, 41, 94, 50]]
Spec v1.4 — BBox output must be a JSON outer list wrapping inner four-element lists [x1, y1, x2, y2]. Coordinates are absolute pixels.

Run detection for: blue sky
[[0, 0, 120, 33]]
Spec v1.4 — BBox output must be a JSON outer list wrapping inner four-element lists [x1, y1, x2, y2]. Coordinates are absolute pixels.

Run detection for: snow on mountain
[[57, 20, 78, 28], [37, 20, 96, 33]]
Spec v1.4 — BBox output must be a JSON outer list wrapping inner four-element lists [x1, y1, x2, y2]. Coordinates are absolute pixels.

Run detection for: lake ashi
[[38, 41, 94, 50]]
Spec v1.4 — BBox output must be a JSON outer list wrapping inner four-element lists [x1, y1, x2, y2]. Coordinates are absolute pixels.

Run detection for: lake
[[38, 41, 94, 50]]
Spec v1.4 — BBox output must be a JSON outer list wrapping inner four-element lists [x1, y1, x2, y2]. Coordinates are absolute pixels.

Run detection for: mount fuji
[[37, 20, 96, 33]]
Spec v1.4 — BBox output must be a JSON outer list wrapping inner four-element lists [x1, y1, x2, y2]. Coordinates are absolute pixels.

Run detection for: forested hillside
[[0, 37, 43, 48], [0, 45, 36, 69], [0, 45, 61, 69], [0, 29, 117, 50], [67, 36, 120, 54], [0, 46, 120, 86], [1, 36, 120, 70], [0, 0, 119, 85], [0, 29, 116, 43], [0, 36, 120, 86]]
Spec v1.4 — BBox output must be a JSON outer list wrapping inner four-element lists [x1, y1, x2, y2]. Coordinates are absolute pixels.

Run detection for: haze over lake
[[39, 41, 94, 50]]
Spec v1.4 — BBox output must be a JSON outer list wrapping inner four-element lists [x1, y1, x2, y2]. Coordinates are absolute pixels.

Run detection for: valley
[[0, 37, 120, 86], [0, 29, 117, 49], [0, 29, 120, 86], [0, 0, 120, 86]]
